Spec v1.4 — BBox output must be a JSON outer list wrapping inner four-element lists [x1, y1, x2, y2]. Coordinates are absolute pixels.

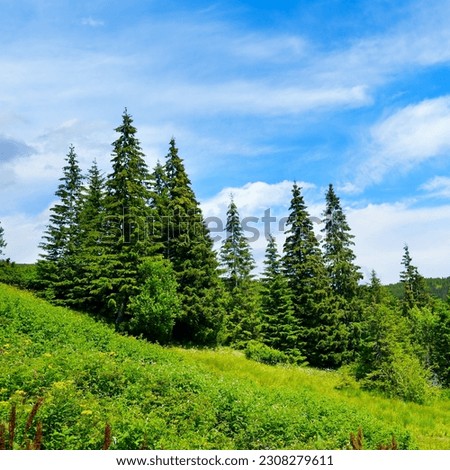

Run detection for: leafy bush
[[361, 352, 434, 404], [356, 303, 435, 404], [245, 341, 293, 365], [0, 262, 37, 290], [128, 258, 180, 343]]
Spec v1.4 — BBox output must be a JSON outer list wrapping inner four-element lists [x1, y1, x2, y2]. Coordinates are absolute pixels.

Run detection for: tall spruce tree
[[100, 109, 156, 322], [400, 244, 429, 313], [322, 184, 362, 299], [260, 234, 299, 358], [149, 160, 169, 256], [219, 197, 260, 346], [321, 184, 363, 362], [37, 145, 84, 302], [282, 183, 344, 368], [0, 221, 6, 258], [70, 160, 107, 310], [164, 138, 223, 344]]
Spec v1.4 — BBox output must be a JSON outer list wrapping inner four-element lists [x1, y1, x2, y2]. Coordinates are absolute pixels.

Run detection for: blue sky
[[2, 0, 450, 283]]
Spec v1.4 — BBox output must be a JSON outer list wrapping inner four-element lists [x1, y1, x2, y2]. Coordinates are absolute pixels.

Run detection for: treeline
[[1, 109, 449, 403]]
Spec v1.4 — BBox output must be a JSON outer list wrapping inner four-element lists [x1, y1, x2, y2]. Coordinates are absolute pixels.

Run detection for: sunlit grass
[[1, 283, 448, 449], [177, 347, 450, 450]]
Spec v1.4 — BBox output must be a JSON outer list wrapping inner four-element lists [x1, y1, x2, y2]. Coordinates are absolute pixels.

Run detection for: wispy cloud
[[81, 17, 104, 27], [421, 176, 450, 198], [346, 96, 450, 192]]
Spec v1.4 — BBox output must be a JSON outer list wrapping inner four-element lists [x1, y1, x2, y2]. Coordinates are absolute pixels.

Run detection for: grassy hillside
[[0, 284, 448, 450]]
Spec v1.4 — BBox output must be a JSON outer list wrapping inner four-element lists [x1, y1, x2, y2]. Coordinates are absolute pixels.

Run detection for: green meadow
[[0, 283, 448, 450]]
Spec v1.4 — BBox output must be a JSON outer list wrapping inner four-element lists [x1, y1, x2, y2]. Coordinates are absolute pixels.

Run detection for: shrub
[[361, 352, 434, 404], [128, 258, 180, 343], [244, 341, 291, 365]]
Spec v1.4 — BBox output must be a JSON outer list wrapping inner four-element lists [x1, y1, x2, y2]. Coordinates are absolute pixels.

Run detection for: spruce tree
[[219, 197, 260, 346], [164, 138, 223, 344], [282, 183, 341, 368], [260, 235, 300, 359], [366, 270, 385, 305], [400, 244, 429, 314], [70, 160, 107, 310], [149, 160, 169, 256], [322, 184, 362, 299], [0, 221, 6, 258], [37, 145, 84, 302], [321, 184, 363, 362], [100, 109, 156, 322]]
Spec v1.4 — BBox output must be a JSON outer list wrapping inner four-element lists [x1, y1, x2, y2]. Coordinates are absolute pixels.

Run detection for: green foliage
[[282, 183, 334, 368], [409, 303, 450, 388], [321, 184, 363, 364], [163, 139, 224, 345], [355, 304, 434, 404], [36, 145, 84, 303], [128, 258, 180, 343], [400, 244, 429, 314], [0, 262, 37, 290], [321, 184, 362, 300], [260, 235, 300, 361], [245, 340, 296, 365], [0, 284, 426, 449], [100, 109, 158, 322], [219, 198, 260, 347]]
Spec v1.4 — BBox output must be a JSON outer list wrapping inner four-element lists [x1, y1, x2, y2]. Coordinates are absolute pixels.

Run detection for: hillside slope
[[0, 284, 447, 449]]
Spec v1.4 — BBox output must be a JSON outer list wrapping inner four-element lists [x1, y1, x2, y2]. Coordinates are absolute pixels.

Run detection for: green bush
[[128, 258, 180, 343], [361, 352, 434, 404], [245, 341, 292, 365], [0, 262, 37, 289]]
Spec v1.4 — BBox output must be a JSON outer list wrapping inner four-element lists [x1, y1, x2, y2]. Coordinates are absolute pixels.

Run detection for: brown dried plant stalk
[[350, 426, 364, 450], [8, 403, 16, 450], [102, 423, 112, 450], [24, 397, 44, 434], [0, 423, 6, 450]]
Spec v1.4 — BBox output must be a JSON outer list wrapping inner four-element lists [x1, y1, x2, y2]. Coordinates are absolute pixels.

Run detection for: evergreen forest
[[1, 110, 450, 449]]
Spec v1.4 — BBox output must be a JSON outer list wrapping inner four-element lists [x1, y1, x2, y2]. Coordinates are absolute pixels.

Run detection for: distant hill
[[386, 277, 450, 301]]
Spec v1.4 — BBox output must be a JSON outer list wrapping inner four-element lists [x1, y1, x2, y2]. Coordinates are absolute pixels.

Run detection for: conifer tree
[[37, 145, 84, 302], [0, 221, 6, 258], [366, 270, 385, 304], [70, 160, 107, 310], [100, 109, 156, 322], [164, 138, 223, 344], [321, 184, 363, 362], [322, 184, 362, 299], [260, 235, 299, 358], [400, 244, 429, 314], [149, 160, 170, 256], [282, 183, 342, 367], [219, 197, 260, 346], [220, 198, 255, 286]]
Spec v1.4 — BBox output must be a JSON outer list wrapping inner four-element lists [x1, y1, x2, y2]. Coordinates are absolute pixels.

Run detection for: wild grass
[[0, 283, 448, 449], [177, 347, 450, 449]]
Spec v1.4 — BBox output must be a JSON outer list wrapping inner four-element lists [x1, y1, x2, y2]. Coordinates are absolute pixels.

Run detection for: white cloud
[[348, 202, 450, 284], [348, 96, 450, 191], [421, 176, 450, 198], [230, 34, 307, 62], [202, 182, 450, 284], [200, 180, 322, 276], [1, 209, 49, 263]]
